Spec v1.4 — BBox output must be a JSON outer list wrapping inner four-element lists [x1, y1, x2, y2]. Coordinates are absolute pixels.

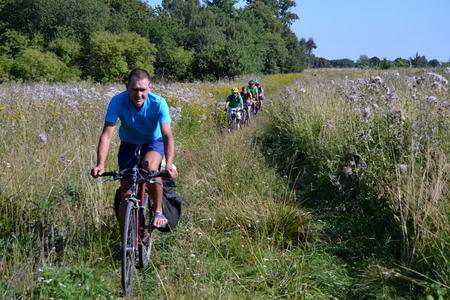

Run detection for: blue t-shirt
[[105, 91, 171, 144]]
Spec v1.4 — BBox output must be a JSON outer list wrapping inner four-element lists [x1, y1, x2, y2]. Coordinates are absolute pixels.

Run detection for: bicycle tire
[[121, 200, 137, 294], [138, 193, 153, 269], [231, 114, 238, 131]]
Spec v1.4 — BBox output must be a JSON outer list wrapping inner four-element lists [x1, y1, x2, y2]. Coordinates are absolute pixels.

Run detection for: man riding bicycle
[[91, 68, 177, 229], [255, 80, 264, 112], [225, 87, 244, 131], [246, 80, 259, 113], [240, 86, 253, 123]]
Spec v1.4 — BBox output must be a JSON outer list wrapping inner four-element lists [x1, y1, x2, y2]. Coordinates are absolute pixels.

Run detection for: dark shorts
[[118, 140, 164, 171]]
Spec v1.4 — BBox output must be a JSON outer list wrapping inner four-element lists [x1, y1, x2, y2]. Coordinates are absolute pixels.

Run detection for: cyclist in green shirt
[[225, 87, 244, 130], [246, 80, 260, 113]]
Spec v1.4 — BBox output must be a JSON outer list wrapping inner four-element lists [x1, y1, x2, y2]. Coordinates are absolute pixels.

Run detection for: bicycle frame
[[100, 166, 168, 294]]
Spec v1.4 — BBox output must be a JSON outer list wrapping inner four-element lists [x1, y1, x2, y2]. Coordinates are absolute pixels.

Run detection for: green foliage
[[260, 69, 450, 297], [48, 37, 81, 65], [410, 52, 428, 67], [84, 31, 156, 83], [380, 58, 393, 69], [0, 30, 29, 57], [33, 265, 112, 298], [0, 55, 13, 80], [0, 0, 309, 81], [11, 48, 80, 82], [0, 0, 110, 40]]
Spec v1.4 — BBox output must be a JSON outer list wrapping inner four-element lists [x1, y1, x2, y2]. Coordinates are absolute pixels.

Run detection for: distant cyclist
[[225, 87, 243, 131], [241, 86, 252, 123], [246, 80, 259, 114], [255, 80, 264, 112]]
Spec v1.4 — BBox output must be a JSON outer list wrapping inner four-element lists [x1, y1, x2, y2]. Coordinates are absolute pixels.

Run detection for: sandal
[[153, 211, 168, 228]]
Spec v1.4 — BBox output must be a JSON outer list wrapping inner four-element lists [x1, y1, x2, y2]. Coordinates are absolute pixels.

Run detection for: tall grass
[[1, 74, 355, 298], [260, 68, 449, 297]]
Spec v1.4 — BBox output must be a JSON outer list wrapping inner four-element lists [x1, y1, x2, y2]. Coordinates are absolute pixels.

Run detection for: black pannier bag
[[113, 177, 182, 232]]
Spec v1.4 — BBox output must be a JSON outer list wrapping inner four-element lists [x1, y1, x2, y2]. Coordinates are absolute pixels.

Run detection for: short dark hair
[[127, 68, 151, 83]]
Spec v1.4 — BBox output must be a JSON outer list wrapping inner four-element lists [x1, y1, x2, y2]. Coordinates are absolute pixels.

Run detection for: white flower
[[397, 164, 408, 174], [342, 166, 353, 176], [38, 132, 49, 143]]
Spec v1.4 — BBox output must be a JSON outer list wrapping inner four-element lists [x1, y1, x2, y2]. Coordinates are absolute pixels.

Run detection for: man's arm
[[91, 124, 115, 177], [161, 123, 177, 178]]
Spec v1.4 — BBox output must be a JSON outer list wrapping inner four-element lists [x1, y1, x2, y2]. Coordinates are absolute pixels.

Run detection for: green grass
[[258, 68, 450, 298], [2, 69, 447, 299]]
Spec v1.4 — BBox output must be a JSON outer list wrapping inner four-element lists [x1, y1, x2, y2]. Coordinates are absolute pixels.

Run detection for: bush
[[84, 31, 156, 83], [0, 55, 14, 81], [48, 37, 81, 65], [11, 48, 80, 82], [0, 30, 29, 57]]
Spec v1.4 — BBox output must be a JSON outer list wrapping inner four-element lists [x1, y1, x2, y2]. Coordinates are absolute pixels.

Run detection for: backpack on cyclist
[[113, 177, 182, 232]]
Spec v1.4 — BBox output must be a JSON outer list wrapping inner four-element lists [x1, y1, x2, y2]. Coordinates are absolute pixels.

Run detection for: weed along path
[[256, 69, 450, 299], [1, 70, 447, 298]]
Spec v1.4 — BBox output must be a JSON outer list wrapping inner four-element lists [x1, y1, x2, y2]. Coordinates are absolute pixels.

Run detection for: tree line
[[310, 53, 449, 69], [0, 0, 316, 82]]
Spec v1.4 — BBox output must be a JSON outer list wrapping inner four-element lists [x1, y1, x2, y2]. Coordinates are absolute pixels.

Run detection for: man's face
[[127, 77, 151, 108]]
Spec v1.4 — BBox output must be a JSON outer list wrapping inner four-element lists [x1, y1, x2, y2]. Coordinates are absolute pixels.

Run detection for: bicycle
[[251, 100, 260, 116], [226, 107, 241, 132], [242, 102, 252, 127], [100, 166, 170, 294]]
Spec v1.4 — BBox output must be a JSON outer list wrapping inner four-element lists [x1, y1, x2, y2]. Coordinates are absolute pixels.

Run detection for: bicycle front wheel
[[121, 200, 137, 294]]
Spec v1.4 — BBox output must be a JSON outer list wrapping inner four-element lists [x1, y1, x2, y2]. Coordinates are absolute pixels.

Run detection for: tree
[[369, 56, 381, 67], [48, 37, 81, 65], [380, 58, 392, 69], [410, 52, 428, 67], [11, 48, 80, 81], [357, 55, 369, 68], [0, 0, 110, 40], [393, 57, 410, 68], [84, 31, 156, 82], [428, 59, 440, 67], [312, 57, 331, 68], [0, 30, 29, 57]]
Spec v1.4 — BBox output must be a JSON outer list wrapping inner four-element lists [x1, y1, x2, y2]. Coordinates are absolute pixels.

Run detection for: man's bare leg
[[142, 151, 165, 227]]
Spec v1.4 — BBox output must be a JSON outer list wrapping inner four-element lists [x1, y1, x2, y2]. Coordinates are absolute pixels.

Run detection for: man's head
[[126, 68, 151, 109], [231, 87, 239, 95]]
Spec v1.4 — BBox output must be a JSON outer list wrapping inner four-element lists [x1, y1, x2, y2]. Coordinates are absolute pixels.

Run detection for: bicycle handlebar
[[100, 168, 171, 181]]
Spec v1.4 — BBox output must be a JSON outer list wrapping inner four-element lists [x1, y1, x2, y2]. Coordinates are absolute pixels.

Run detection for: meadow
[[0, 69, 448, 299]]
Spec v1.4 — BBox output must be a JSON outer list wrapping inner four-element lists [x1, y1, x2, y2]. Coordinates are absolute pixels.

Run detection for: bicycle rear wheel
[[121, 200, 137, 294], [138, 193, 153, 269]]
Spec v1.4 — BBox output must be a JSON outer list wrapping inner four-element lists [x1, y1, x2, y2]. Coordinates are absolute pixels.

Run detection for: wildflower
[[427, 72, 448, 85], [427, 96, 438, 105], [38, 132, 49, 143], [324, 120, 334, 129], [370, 76, 383, 85], [342, 166, 353, 177], [445, 67, 450, 75], [190, 254, 196, 258], [397, 164, 408, 174]]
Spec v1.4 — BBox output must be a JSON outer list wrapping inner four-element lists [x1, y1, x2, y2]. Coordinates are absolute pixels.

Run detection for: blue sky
[[145, 0, 450, 62]]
